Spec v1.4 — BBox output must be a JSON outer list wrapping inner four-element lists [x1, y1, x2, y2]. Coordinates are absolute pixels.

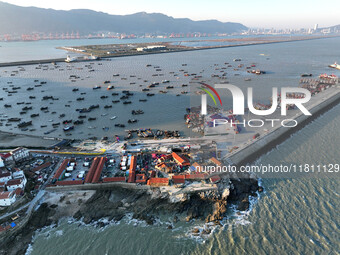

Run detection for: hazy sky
[[2, 0, 340, 29]]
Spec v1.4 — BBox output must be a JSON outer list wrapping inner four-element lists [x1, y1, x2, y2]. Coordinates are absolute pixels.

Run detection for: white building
[[0, 191, 16, 207], [0, 172, 12, 183], [6, 177, 26, 192], [12, 168, 25, 179], [0, 153, 13, 163], [10, 147, 30, 162]]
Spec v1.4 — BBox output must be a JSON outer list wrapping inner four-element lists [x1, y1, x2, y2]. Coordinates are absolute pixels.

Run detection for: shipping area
[[1, 80, 340, 236], [1, 35, 340, 238]]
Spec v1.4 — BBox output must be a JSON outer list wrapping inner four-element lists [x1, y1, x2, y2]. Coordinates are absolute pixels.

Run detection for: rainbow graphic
[[199, 82, 223, 106]]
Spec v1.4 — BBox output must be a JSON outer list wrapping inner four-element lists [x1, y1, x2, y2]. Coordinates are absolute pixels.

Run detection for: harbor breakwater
[[1, 35, 339, 68]]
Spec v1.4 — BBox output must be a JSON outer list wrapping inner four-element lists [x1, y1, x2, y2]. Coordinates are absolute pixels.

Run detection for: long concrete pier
[[0, 35, 339, 68]]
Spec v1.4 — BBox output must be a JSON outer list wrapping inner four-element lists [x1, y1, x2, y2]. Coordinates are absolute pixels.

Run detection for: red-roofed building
[[172, 175, 185, 184], [0, 191, 16, 206], [185, 173, 207, 180], [135, 174, 147, 183], [210, 175, 221, 183], [210, 157, 222, 166], [148, 178, 169, 187], [191, 162, 202, 172], [102, 177, 126, 183], [155, 162, 173, 173], [32, 162, 52, 173], [129, 156, 137, 171], [92, 157, 106, 183], [128, 156, 137, 183], [149, 170, 156, 178], [172, 152, 190, 166], [6, 177, 27, 191], [55, 180, 84, 186], [15, 188, 23, 196], [128, 170, 136, 183], [0, 153, 13, 163], [159, 154, 172, 161], [84, 158, 99, 184], [0, 172, 12, 183], [53, 159, 70, 181]]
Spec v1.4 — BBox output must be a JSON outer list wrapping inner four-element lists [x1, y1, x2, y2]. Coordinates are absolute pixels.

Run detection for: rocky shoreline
[[0, 173, 261, 255]]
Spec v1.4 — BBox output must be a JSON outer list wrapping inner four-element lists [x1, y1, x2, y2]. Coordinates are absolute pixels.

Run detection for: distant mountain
[[0, 1, 247, 35]]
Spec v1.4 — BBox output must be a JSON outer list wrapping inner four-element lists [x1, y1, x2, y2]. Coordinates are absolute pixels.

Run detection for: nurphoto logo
[[201, 83, 312, 116]]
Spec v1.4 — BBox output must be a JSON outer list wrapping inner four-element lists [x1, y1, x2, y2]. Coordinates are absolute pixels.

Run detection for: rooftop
[[0, 191, 14, 199]]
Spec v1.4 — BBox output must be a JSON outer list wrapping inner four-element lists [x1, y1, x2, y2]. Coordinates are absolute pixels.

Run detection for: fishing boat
[[17, 121, 32, 128], [107, 85, 114, 90], [110, 116, 117, 120], [74, 120, 84, 125], [328, 62, 340, 70], [89, 104, 99, 109], [65, 55, 77, 63], [63, 126, 74, 131], [8, 118, 21, 122], [132, 110, 144, 115], [301, 73, 313, 77]]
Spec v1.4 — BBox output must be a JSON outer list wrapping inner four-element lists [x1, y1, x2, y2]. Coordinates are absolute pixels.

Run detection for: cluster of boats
[[135, 128, 181, 138]]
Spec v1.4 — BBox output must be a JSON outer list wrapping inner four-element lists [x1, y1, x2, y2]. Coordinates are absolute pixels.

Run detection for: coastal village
[[0, 38, 339, 248], [0, 140, 242, 236]]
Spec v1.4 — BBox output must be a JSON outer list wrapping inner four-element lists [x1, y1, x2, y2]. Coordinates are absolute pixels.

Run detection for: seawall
[[46, 182, 150, 191]]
